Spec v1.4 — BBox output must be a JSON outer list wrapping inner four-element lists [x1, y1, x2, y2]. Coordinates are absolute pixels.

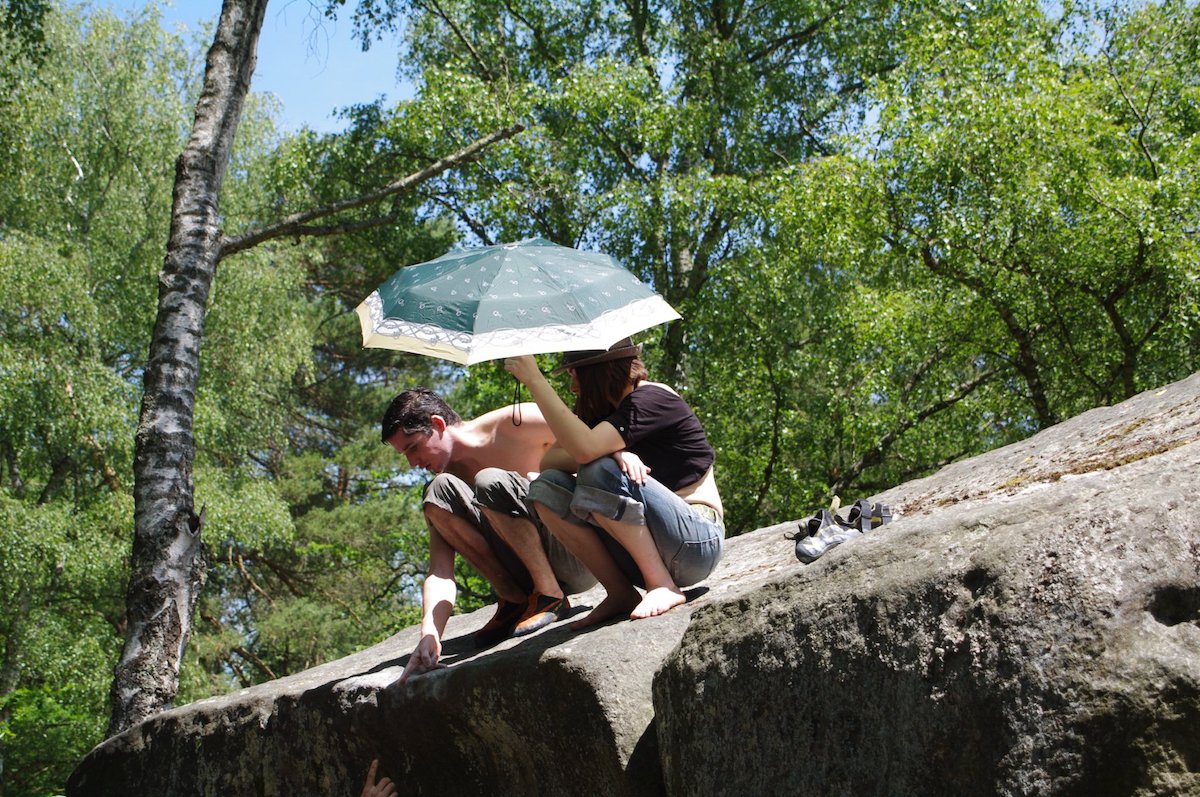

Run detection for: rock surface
[[657, 373, 1200, 796], [68, 374, 1200, 796]]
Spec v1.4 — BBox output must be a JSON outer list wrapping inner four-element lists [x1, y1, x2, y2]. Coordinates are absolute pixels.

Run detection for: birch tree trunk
[[108, 0, 269, 737], [106, 0, 522, 737]]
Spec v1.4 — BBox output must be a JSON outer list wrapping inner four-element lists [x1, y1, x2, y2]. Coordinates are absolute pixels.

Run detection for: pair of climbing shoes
[[784, 497, 892, 564]]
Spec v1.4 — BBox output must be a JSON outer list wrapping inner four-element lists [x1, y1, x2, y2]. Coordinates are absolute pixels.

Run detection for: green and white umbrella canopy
[[356, 238, 681, 365]]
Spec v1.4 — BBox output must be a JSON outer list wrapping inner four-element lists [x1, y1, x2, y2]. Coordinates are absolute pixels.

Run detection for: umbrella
[[355, 237, 680, 364]]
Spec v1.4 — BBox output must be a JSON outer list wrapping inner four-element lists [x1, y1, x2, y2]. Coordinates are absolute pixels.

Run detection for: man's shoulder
[[469, 403, 552, 436]]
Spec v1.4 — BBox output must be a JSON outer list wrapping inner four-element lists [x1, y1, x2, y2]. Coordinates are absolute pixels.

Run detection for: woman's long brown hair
[[573, 356, 649, 425]]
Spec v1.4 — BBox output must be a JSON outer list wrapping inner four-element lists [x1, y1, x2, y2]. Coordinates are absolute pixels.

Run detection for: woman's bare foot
[[630, 586, 686, 620], [570, 591, 640, 630]]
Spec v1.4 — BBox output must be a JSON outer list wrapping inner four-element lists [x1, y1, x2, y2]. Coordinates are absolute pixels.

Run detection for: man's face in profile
[[386, 416, 452, 473]]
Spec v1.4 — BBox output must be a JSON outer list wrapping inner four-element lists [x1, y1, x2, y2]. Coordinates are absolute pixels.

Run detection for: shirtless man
[[381, 389, 595, 683]]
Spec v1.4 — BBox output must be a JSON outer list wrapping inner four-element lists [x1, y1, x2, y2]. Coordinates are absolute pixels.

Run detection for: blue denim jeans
[[526, 457, 724, 588]]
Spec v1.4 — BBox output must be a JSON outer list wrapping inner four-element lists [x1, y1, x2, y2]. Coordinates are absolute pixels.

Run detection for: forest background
[[1, 0, 1197, 793]]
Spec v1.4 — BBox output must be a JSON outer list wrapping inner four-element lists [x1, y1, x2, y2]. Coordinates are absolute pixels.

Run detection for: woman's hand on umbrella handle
[[504, 355, 539, 385]]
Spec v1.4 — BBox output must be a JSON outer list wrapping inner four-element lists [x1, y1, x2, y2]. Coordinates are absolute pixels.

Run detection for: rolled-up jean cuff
[[572, 484, 646, 526], [527, 471, 592, 527]]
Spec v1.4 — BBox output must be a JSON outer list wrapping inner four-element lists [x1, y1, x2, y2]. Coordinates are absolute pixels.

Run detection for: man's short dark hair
[[381, 388, 462, 443]]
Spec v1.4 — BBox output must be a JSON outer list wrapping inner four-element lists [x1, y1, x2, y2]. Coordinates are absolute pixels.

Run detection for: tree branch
[[232, 645, 278, 681], [235, 551, 275, 608], [218, 124, 525, 258], [745, 5, 844, 65], [745, 355, 785, 533], [1102, 46, 1159, 180], [427, 193, 495, 244], [833, 366, 998, 494], [422, 0, 496, 81], [622, 0, 660, 85]]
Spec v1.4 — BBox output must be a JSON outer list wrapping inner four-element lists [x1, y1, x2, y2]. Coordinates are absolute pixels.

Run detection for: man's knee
[[422, 473, 482, 541], [424, 472, 466, 509], [474, 467, 519, 514], [475, 467, 510, 487]]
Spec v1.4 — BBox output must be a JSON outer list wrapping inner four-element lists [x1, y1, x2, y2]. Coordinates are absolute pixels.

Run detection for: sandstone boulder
[[656, 373, 1200, 796], [68, 374, 1200, 796]]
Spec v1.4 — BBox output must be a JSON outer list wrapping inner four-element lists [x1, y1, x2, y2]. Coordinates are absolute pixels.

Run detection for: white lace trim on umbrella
[[356, 291, 680, 365]]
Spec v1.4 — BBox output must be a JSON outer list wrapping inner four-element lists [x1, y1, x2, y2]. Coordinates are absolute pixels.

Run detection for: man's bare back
[[444, 403, 555, 482]]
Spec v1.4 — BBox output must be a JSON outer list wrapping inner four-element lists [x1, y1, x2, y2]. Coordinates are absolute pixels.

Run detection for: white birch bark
[[108, 0, 269, 737], [105, 0, 522, 737]]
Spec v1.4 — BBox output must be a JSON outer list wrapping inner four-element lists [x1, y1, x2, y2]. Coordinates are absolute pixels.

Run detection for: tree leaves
[[4, 0, 1199, 788]]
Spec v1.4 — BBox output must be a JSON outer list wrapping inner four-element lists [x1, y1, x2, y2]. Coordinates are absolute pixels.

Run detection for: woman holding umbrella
[[505, 339, 724, 627]]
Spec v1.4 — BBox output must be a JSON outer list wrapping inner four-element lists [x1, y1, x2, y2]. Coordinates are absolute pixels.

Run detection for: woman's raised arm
[[505, 355, 624, 463]]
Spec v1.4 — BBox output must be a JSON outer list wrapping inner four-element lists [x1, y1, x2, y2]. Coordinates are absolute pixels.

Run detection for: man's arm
[[539, 444, 577, 473], [398, 529, 456, 683]]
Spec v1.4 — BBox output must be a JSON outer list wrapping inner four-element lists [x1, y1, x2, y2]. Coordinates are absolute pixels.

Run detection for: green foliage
[[4, 0, 1200, 792], [199, 246, 314, 462], [0, 5, 194, 791], [179, 476, 429, 699], [0, 0, 49, 68], [872, 0, 1200, 429], [1, 685, 107, 796], [0, 494, 126, 797], [1, 3, 445, 790], [359, 0, 1199, 530]]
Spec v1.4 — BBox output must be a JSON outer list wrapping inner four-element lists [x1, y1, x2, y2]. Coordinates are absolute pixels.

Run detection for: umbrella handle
[[511, 377, 523, 426]]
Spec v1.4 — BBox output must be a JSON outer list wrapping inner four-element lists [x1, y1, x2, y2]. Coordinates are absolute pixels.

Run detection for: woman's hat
[[553, 338, 642, 373]]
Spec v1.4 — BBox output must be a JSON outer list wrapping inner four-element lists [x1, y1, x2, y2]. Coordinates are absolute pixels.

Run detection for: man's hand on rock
[[398, 632, 443, 684]]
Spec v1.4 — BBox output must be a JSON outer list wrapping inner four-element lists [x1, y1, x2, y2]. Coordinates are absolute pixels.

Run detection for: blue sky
[[100, 0, 410, 133]]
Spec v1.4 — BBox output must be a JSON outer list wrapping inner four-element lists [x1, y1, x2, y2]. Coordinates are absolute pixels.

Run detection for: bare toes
[[630, 587, 686, 620]]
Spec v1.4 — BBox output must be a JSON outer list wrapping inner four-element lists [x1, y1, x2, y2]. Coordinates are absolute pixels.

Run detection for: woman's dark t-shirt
[[601, 383, 715, 491]]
